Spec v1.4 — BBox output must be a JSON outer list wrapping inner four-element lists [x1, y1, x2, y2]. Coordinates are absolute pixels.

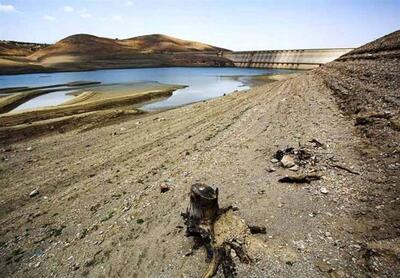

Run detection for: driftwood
[[330, 163, 360, 175], [182, 183, 252, 278]]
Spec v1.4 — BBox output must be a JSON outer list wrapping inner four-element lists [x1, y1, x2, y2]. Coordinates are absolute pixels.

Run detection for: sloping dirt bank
[[0, 84, 184, 143], [0, 31, 399, 277]]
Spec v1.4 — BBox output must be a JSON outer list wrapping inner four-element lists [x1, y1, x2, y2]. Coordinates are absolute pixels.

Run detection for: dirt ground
[[0, 32, 399, 277]]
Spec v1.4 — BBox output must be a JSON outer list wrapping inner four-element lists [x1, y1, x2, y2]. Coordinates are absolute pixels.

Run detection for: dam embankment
[[221, 48, 353, 69]]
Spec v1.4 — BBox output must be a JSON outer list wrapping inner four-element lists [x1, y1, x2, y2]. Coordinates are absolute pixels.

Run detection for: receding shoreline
[[0, 71, 297, 143], [0, 83, 185, 143]]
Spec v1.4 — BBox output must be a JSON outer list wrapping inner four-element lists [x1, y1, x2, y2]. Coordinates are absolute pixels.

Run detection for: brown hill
[[0, 34, 232, 74], [120, 34, 228, 53], [29, 34, 228, 61], [0, 41, 48, 57]]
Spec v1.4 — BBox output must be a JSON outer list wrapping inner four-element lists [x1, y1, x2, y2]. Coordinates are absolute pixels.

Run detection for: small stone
[[325, 232, 331, 237], [320, 187, 329, 194], [266, 167, 276, 173], [289, 165, 299, 171], [281, 155, 295, 168], [271, 158, 279, 163], [136, 219, 144, 224], [34, 261, 41, 268], [29, 189, 39, 197], [278, 203, 284, 208], [160, 183, 170, 193], [293, 240, 306, 250], [26, 147, 33, 151]]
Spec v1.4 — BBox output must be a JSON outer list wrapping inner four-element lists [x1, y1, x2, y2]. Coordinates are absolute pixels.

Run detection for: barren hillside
[[0, 34, 232, 75], [29, 34, 228, 61], [0, 41, 48, 57]]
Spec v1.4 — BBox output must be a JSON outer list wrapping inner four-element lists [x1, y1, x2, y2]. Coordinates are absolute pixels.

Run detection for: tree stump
[[186, 183, 219, 235], [182, 183, 252, 278]]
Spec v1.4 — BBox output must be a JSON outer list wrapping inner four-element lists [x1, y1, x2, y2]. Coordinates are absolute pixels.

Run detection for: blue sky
[[0, 0, 399, 50]]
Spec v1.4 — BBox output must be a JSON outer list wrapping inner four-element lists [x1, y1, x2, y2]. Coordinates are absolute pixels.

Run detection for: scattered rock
[[289, 165, 299, 171], [281, 155, 296, 168], [77, 228, 88, 239], [325, 231, 331, 237], [309, 139, 325, 148], [293, 240, 306, 250], [320, 187, 329, 194], [266, 167, 276, 172], [136, 219, 144, 224], [160, 183, 170, 193], [29, 189, 39, 197], [248, 225, 267, 234], [271, 158, 279, 163], [26, 147, 33, 151]]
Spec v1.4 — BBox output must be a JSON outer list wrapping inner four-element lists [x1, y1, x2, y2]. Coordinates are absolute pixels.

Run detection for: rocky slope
[[0, 30, 399, 277]]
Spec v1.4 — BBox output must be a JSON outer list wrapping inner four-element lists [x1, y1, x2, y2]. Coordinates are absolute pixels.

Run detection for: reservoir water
[[0, 67, 294, 111]]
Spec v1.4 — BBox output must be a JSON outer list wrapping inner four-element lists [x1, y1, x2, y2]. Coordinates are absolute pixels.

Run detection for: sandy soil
[[0, 32, 399, 277]]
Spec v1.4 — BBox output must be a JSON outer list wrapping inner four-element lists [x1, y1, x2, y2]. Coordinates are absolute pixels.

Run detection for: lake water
[[0, 67, 294, 111]]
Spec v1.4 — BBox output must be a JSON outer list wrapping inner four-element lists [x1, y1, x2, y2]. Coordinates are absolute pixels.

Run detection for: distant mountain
[[0, 40, 49, 57], [29, 34, 229, 61], [120, 34, 229, 53], [0, 34, 232, 74]]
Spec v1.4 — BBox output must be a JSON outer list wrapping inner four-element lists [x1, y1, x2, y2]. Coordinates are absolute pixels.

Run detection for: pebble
[[281, 155, 295, 168], [266, 167, 276, 173], [160, 183, 170, 193], [320, 187, 329, 194], [26, 147, 33, 151], [293, 240, 306, 250], [289, 165, 299, 171], [271, 158, 279, 163], [325, 232, 332, 237], [29, 189, 39, 197]]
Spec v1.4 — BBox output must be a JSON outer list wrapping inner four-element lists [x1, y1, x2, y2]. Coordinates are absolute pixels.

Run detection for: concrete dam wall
[[222, 48, 353, 69]]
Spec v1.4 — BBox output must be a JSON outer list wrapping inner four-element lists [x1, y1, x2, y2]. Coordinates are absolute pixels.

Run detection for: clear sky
[[0, 0, 399, 50]]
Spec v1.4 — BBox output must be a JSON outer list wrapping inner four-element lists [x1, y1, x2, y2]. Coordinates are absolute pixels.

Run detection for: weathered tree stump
[[182, 183, 252, 278]]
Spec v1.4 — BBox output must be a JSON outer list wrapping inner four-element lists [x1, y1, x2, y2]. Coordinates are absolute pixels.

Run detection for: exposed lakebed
[[0, 67, 295, 112]]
